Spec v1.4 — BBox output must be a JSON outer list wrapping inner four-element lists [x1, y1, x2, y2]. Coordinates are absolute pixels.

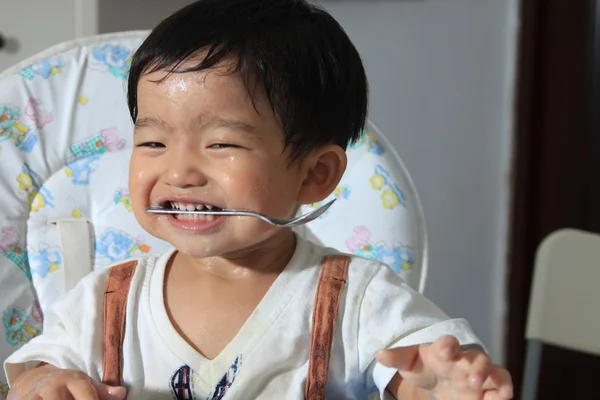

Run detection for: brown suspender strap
[[102, 260, 137, 387], [305, 255, 350, 400], [100, 255, 348, 394]]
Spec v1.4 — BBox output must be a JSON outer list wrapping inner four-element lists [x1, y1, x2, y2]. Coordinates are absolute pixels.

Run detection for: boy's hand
[[7, 363, 127, 400], [376, 335, 513, 400]]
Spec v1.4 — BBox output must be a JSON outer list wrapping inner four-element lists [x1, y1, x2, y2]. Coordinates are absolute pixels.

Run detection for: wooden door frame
[[506, 0, 600, 397]]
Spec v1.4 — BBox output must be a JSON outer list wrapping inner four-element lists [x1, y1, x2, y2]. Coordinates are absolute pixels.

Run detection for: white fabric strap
[[52, 219, 94, 292]]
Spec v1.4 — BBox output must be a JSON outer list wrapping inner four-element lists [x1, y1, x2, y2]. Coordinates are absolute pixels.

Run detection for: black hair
[[127, 0, 368, 162]]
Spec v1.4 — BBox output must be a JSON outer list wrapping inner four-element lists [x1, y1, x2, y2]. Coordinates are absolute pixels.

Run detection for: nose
[[164, 144, 207, 189]]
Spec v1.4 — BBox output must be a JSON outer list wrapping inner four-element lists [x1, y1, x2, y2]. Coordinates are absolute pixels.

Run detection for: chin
[[171, 240, 253, 259], [177, 230, 289, 259]]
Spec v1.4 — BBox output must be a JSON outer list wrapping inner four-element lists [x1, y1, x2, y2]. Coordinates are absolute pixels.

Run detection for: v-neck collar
[[148, 235, 312, 390]]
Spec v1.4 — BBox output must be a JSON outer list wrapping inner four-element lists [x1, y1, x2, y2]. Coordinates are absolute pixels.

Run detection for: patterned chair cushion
[[0, 31, 427, 396]]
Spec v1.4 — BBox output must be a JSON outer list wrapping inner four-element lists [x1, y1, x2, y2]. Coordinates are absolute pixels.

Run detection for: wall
[[318, 0, 518, 362], [0, 0, 75, 72], [97, 0, 519, 362], [97, 0, 195, 33]]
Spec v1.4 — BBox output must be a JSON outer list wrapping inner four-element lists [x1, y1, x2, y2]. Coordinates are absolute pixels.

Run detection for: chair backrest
[[521, 228, 600, 399], [526, 228, 600, 355], [0, 32, 428, 395], [295, 120, 428, 293]]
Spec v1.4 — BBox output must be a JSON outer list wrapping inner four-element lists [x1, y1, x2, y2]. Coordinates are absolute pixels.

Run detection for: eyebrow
[[134, 116, 173, 131], [134, 115, 255, 134], [201, 116, 255, 134]]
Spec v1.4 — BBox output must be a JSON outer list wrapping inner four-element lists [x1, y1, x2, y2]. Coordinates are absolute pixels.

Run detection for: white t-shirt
[[4, 236, 480, 399]]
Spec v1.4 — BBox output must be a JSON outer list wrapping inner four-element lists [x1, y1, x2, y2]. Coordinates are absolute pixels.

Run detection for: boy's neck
[[172, 230, 297, 281]]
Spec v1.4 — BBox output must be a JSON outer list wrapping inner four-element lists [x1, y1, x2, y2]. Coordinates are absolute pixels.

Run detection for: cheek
[[247, 170, 302, 213], [223, 171, 272, 207], [129, 160, 160, 231], [251, 182, 271, 200], [128, 155, 153, 203]]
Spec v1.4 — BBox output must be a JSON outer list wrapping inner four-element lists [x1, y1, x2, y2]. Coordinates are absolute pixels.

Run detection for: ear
[[297, 144, 347, 204]]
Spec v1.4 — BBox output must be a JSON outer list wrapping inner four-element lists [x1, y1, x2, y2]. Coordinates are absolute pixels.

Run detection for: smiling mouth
[[161, 201, 224, 221], [166, 201, 222, 212]]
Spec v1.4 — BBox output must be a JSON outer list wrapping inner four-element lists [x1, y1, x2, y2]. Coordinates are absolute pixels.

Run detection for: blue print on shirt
[[208, 356, 242, 400], [169, 356, 242, 400], [171, 365, 195, 400]]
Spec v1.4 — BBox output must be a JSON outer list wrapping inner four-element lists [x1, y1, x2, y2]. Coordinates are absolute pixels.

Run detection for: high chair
[[522, 228, 600, 399], [0, 31, 428, 396]]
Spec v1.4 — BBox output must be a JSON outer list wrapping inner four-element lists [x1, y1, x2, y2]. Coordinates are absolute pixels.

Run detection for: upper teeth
[[169, 202, 212, 211]]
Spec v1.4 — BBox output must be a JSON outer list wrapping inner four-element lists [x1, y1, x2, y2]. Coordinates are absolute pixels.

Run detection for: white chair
[[0, 32, 428, 396], [522, 228, 600, 399]]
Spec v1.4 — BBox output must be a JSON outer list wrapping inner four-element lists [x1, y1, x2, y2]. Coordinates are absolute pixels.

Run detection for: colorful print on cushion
[[29, 244, 63, 278], [370, 165, 406, 209], [64, 128, 126, 185], [66, 128, 126, 162], [346, 226, 414, 274], [17, 163, 54, 212], [64, 156, 101, 185], [0, 104, 38, 153], [349, 131, 385, 156], [305, 185, 351, 219], [25, 98, 54, 129], [91, 45, 132, 79], [114, 188, 133, 212], [95, 229, 151, 264], [0, 227, 31, 280], [72, 209, 85, 219], [3, 302, 42, 347], [18, 57, 64, 80]]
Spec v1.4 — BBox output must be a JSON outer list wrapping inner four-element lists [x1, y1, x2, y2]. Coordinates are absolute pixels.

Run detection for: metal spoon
[[145, 199, 336, 228]]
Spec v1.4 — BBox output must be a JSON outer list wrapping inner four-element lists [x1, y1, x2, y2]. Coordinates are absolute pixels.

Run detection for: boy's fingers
[[377, 346, 440, 390], [67, 378, 100, 400], [92, 381, 127, 400], [15, 395, 42, 400], [379, 337, 459, 369], [483, 390, 510, 400], [465, 351, 492, 390], [9, 392, 42, 400], [379, 336, 461, 376], [430, 335, 460, 361], [420, 336, 463, 378], [375, 345, 422, 371], [482, 366, 513, 398]]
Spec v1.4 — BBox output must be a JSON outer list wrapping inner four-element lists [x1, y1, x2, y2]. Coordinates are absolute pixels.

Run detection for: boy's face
[[129, 60, 312, 259]]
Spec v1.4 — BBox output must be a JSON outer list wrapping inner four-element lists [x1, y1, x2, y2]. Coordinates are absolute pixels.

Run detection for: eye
[[137, 142, 165, 149], [209, 143, 240, 149]]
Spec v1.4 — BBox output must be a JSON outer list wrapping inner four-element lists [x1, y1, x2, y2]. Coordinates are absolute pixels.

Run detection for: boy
[[4, 0, 513, 399]]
